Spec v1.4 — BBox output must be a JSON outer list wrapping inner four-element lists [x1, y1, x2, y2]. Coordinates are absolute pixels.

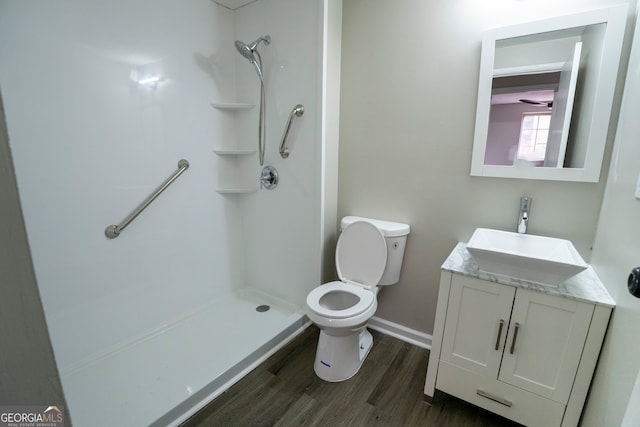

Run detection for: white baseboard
[[368, 316, 432, 349]]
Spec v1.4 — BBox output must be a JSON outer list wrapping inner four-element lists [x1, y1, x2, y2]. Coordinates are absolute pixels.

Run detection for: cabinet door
[[441, 275, 516, 378], [499, 288, 594, 403]]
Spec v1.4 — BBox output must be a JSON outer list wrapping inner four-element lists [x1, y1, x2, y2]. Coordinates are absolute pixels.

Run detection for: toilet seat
[[306, 221, 388, 321], [306, 281, 376, 319]]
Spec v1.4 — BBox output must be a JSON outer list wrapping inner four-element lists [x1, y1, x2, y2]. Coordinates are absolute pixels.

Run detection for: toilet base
[[313, 328, 373, 382]]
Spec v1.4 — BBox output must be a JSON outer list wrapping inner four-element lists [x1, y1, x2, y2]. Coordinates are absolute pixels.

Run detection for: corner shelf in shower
[[213, 148, 257, 156], [211, 101, 258, 195], [215, 188, 259, 194], [213, 148, 257, 193], [210, 102, 255, 110]]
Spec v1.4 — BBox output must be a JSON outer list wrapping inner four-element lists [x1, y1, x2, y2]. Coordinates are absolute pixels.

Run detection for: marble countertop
[[442, 242, 615, 308]]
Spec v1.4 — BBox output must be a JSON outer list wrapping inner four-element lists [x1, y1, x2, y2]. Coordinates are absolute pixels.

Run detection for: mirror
[[470, 6, 627, 182]]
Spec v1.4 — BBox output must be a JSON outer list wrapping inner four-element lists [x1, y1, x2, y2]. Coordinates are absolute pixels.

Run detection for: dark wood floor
[[182, 326, 521, 427]]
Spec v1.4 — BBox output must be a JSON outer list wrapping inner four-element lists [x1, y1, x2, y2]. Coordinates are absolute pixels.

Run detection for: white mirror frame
[[470, 5, 627, 182]]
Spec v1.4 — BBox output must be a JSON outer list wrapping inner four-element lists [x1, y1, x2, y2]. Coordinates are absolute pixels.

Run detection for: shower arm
[[279, 104, 304, 159]]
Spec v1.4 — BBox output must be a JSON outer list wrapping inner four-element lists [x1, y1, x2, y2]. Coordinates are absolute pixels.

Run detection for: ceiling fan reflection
[[519, 99, 553, 108]]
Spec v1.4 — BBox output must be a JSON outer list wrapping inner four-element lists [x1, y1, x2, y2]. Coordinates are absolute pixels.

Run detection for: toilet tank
[[341, 216, 410, 286]]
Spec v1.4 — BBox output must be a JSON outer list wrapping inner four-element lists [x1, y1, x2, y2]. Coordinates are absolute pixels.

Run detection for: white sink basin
[[466, 228, 588, 285]]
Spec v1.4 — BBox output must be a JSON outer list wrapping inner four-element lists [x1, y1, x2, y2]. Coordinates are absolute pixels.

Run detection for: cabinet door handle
[[509, 322, 520, 354], [495, 319, 505, 351], [476, 389, 513, 407]]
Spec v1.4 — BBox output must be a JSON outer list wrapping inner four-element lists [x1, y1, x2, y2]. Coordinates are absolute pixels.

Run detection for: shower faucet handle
[[260, 166, 278, 190]]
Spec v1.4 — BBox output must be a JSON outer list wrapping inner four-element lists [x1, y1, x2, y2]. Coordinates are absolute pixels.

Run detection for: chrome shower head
[[234, 36, 270, 80], [234, 40, 254, 61]]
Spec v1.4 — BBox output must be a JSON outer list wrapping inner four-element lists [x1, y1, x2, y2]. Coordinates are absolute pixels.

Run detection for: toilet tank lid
[[341, 216, 410, 237]]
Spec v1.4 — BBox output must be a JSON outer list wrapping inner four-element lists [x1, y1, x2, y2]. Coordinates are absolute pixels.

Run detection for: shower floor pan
[[60, 288, 306, 427]]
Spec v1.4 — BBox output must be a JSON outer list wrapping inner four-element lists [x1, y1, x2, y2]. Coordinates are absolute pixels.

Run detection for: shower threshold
[[60, 288, 307, 427]]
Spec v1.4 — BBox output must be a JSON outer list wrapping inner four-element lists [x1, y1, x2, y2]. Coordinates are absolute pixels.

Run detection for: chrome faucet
[[517, 197, 531, 234]]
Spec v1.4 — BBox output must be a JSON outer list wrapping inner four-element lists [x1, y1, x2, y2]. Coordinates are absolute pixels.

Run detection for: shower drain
[[256, 304, 271, 312]]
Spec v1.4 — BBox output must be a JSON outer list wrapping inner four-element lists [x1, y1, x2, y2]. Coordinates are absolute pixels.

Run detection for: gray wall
[[338, 0, 631, 334], [0, 91, 67, 415]]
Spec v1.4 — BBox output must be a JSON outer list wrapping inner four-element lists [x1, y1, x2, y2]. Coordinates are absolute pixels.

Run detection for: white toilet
[[305, 216, 410, 382]]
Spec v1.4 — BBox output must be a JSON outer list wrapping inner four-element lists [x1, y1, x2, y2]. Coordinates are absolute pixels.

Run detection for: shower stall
[[0, 0, 341, 425]]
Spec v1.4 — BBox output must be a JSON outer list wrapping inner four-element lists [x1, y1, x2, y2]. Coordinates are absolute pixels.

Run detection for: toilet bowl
[[305, 216, 410, 382], [307, 281, 378, 332]]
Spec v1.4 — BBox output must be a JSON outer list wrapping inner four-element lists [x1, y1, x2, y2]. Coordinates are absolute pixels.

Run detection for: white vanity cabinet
[[425, 243, 615, 427]]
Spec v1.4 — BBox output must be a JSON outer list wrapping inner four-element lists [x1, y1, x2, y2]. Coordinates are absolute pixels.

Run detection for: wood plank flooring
[[182, 326, 522, 427]]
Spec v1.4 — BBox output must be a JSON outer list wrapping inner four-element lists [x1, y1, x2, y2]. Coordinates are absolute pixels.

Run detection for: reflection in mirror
[[470, 6, 627, 182], [488, 30, 587, 169]]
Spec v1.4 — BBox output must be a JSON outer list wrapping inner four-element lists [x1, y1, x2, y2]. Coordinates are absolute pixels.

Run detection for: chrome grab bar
[[279, 104, 304, 158], [105, 159, 189, 239]]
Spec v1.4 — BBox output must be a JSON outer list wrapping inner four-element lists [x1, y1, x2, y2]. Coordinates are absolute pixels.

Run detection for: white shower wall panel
[[0, 0, 244, 368], [235, 0, 324, 307]]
